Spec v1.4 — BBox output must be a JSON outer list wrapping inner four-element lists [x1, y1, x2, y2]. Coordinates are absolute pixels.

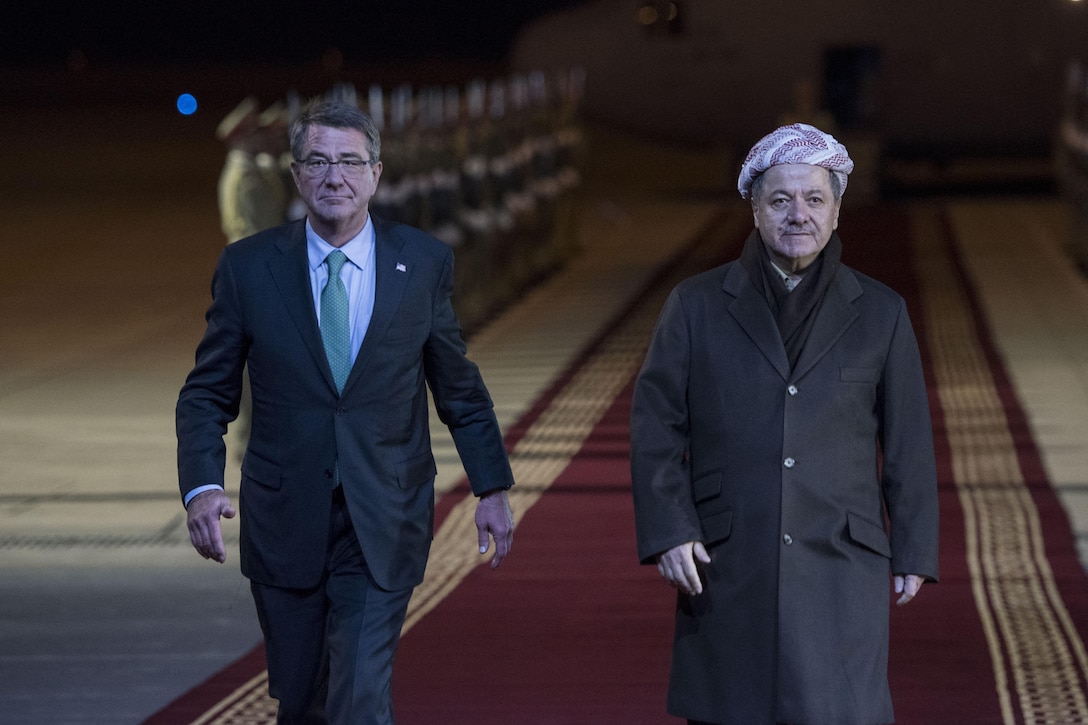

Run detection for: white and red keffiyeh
[[737, 123, 854, 200]]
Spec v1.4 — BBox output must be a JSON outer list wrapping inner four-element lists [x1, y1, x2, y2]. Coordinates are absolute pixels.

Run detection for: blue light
[[176, 93, 198, 115]]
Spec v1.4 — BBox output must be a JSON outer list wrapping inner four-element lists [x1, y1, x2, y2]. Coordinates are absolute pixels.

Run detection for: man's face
[[291, 124, 382, 241], [751, 163, 841, 273]]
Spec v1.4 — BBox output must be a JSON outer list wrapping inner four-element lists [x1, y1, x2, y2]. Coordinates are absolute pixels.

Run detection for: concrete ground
[[1, 98, 1086, 725]]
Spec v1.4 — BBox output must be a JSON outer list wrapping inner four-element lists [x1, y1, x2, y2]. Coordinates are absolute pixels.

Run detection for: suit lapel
[[268, 223, 340, 394], [724, 263, 791, 381], [340, 220, 410, 396], [791, 267, 862, 381]]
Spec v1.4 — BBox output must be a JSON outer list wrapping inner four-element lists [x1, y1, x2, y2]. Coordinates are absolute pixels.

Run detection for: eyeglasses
[[296, 156, 374, 179]]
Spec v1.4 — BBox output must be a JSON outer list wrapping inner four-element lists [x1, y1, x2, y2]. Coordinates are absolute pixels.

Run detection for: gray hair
[[289, 101, 381, 162]]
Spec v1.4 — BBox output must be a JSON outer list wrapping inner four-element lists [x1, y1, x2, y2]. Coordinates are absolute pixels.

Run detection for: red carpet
[[145, 205, 1088, 724], [394, 374, 674, 724]]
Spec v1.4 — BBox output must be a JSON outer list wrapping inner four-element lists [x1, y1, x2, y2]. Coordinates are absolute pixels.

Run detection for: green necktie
[[320, 250, 351, 393]]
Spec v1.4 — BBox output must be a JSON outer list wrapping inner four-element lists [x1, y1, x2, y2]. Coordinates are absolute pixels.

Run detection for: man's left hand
[[475, 489, 514, 569], [894, 574, 925, 606], [186, 489, 236, 564]]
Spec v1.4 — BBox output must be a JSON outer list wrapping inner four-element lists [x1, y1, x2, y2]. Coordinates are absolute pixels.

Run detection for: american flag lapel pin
[[396, 263, 407, 272]]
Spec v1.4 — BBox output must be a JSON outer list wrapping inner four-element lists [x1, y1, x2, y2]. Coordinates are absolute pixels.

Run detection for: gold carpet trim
[[912, 208, 1088, 724]]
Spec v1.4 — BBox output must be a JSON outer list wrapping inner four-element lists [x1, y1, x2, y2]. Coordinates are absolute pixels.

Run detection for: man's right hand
[[186, 490, 236, 563], [656, 541, 711, 596]]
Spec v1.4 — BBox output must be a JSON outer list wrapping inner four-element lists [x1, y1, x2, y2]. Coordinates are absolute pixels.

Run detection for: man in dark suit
[[630, 124, 939, 725], [177, 101, 515, 725]]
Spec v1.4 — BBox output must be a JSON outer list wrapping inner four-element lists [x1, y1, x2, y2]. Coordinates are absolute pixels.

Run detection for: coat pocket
[[700, 509, 734, 547], [241, 453, 282, 491], [840, 366, 880, 383], [846, 510, 892, 558], [395, 451, 438, 489], [692, 471, 732, 546]]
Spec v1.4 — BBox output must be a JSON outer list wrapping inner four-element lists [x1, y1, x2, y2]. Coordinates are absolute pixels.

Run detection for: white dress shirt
[[305, 216, 377, 365]]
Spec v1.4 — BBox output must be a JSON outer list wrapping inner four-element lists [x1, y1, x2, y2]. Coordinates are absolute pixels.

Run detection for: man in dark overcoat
[[630, 123, 939, 725]]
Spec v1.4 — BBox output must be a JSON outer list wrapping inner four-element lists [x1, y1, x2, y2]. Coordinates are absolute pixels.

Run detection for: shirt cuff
[[184, 484, 225, 508]]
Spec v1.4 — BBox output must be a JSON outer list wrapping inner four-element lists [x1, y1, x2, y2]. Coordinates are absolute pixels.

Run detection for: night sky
[[4, 1, 591, 67]]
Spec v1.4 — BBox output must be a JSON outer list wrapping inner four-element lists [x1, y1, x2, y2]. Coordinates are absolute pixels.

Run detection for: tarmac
[[1, 101, 1087, 725]]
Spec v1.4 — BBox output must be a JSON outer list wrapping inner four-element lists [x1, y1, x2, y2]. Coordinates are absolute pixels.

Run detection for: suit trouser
[[251, 488, 413, 725]]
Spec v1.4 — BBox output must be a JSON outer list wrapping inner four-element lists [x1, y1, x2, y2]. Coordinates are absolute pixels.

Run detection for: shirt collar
[[306, 215, 375, 272], [768, 258, 805, 292]]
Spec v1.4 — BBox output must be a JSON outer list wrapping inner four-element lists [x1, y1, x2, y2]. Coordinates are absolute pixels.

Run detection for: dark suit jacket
[[177, 217, 514, 592], [631, 253, 939, 725]]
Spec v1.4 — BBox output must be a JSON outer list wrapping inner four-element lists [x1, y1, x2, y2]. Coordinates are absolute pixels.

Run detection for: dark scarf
[[738, 229, 843, 371]]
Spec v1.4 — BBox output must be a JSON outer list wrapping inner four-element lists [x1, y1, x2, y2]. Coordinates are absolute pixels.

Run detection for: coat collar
[[269, 222, 335, 391], [723, 258, 862, 382]]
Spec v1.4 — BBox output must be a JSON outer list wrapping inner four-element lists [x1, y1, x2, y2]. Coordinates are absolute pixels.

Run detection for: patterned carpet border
[[911, 207, 1088, 724]]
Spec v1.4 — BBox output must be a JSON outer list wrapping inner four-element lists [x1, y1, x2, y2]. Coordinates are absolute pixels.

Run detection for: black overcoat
[[631, 250, 939, 725]]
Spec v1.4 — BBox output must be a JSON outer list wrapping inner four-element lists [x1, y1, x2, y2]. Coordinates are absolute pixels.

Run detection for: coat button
[[783, 534, 793, 545], [784, 457, 795, 468], [787, 384, 798, 396]]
